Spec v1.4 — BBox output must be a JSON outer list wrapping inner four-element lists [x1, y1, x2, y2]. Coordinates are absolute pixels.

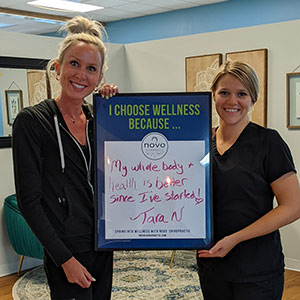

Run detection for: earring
[[55, 74, 60, 81]]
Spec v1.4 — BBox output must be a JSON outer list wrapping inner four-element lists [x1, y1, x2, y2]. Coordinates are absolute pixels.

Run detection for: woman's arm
[[13, 111, 73, 266], [198, 171, 300, 258]]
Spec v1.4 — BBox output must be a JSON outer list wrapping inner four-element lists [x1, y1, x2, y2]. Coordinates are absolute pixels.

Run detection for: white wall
[[123, 19, 300, 271], [0, 30, 125, 276]]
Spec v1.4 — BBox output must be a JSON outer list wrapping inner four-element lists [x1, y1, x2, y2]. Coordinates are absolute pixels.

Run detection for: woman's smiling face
[[55, 41, 103, 102], [214, 73, 253, 128]]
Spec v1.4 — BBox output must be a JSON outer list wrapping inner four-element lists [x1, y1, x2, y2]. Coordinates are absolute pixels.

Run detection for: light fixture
[[0, 12, 66, 25], [27, 0, 104, 13]]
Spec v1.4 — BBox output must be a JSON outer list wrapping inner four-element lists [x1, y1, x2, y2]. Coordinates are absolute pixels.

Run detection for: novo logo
[[141, 132, 169, 160]]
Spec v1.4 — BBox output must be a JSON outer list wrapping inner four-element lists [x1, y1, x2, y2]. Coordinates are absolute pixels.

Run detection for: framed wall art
[[286, 72, 300, 128], [226, 48, 268, 127], [185, 53, 222, 127], [27, 70, 61, 106], [5, 90, 23, 125]]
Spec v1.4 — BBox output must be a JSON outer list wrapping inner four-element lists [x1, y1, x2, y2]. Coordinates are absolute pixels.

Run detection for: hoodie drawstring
[[54, 114, 65, 173]]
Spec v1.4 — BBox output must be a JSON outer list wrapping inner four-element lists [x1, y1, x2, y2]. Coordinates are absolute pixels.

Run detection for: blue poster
[[94, 93, 212, 250]]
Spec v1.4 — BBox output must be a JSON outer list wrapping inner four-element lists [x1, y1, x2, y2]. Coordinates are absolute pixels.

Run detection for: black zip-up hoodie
[[12, 99, 95, 267]]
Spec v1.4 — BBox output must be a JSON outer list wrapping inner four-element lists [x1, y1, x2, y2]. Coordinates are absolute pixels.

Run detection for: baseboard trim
[[0, 257, 42, 277], [285, 258, 300, 272]]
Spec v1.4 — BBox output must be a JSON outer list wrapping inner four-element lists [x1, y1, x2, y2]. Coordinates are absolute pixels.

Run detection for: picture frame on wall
[[286, 72, 300, 129], [185, 53, 222, 127], [185, 53, 222, 92], [27, 70, 61, 106], [226, 48, 268, 127], [5, 90, 23, 125]]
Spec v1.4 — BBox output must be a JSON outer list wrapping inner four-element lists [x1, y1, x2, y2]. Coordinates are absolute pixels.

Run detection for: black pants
[[198, 269, 284, 300], [44, 250, 113, 300]]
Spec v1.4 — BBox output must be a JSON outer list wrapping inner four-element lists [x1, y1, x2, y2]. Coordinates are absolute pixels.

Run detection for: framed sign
[[286, 72, 300, 128], [5, 90, 23, 125], [94, 93, 212, 250]]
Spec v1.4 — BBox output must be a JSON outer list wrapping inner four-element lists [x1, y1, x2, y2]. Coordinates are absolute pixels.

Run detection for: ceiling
[[0, 0, 227, 35]]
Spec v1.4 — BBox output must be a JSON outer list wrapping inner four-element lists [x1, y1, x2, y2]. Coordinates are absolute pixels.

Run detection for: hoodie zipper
[[59, 120, 94, 196]]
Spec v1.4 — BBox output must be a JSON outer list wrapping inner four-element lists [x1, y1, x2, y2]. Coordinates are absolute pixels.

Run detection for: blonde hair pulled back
[[46, 16, 107, 96], [211, 61, 259, 104]]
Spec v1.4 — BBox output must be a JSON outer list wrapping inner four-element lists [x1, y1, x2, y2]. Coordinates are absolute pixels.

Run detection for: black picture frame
[[5, 90, 23, 125]]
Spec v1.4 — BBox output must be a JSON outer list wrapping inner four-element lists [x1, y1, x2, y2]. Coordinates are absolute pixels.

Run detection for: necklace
[[58, 104, 83, 124]]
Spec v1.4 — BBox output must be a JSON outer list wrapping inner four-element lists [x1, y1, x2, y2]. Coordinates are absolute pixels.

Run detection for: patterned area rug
[[12, 250, 203, 299]]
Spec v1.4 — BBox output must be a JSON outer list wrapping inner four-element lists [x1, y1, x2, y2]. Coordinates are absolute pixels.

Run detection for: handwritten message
[[104, 140, 207, 239]]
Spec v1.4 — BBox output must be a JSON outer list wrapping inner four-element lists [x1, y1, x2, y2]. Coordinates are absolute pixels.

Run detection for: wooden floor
[[0, 269, 300, 299], [283, 269, 300, 300]]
